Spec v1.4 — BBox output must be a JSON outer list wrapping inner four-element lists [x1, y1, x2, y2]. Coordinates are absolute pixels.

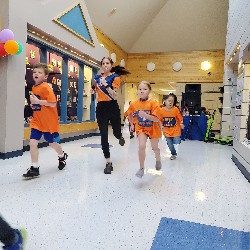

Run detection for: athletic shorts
[[30, 128, 60, 143]]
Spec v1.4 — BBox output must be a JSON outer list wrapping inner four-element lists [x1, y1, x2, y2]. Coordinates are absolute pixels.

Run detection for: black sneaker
[[104, 162, 113, 174], [58, 152, 68, 170], [119, 137, 125, 146], [23, 166, 40, 178]]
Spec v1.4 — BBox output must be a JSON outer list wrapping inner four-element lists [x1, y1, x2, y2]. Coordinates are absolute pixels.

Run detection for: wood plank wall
[[125, 50, 225, 84], [94, 26, 128, 66], [94, 27, 225, 131]]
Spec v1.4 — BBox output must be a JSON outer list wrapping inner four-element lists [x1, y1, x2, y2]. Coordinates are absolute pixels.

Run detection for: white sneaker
[[170, 155, 176, 160], [136, 168, 144, 178]]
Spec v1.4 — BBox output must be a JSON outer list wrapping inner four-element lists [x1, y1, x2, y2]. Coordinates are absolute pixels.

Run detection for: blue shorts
[[30, 128, 60, 143]]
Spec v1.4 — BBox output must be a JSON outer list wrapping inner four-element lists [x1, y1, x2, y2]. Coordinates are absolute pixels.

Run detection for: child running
[[23, 63, 68, 178], [126, 81, 162, 178], [91, 57, 129, 174], [153, 93, 184, 160]]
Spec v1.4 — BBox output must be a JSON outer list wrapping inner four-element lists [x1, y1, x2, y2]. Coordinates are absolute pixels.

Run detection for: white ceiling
[[84, 0, 229, 53]]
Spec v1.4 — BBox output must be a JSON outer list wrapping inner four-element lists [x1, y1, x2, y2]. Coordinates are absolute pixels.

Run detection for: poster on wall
[[47, 74, 62, 116], [67, 77, 78, 120]]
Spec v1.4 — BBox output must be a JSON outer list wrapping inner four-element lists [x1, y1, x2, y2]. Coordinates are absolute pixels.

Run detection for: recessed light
[[159, 89, 176, 92], [110, 8, 117, 15]]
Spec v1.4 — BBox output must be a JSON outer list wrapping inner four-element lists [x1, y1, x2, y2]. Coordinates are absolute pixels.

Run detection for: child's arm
[[30, 94, 56, 107], [128, 113, 135, 132], [176, 108, 184, 129], [138, 111, 159, 122], [101, 77, 119, 100]]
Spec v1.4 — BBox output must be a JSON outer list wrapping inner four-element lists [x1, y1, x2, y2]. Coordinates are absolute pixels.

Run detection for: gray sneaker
[[155, 161, 162, 170], [170, 155, 176, 160], [136, 168, 144, 178]]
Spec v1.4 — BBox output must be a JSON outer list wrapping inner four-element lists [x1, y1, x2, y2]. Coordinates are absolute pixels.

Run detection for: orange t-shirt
[[30, 82, 59, 133], [126, 98, 162, 139], [94, 73, 120, 102], [153, 106, 183, 137]]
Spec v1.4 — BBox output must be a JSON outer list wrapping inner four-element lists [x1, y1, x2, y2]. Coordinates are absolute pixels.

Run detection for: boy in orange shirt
[[153, 93, 184, 160], [126, 81, 162, 178], [23, 63, 68, 178]]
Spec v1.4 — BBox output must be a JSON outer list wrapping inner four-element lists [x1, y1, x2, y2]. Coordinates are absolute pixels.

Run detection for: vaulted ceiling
[[85, 0, 229, 53]]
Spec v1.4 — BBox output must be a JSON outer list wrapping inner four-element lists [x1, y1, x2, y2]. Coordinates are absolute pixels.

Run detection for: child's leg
[[49, 142, 68, 170], [150, 138, 162, 170], [135, 133, 148, 178], [49, 142, 63, 155], [0, 216, 16, 246], [137, 133, 148, 169], [109, 102, 125, 146], [165, 137, 176, 155], [96, 107, 111, 161], [30, 139, 39, 164], [150, 138, 161, 161], [172, 136, 181, 155], [23, 138, 40, 178]]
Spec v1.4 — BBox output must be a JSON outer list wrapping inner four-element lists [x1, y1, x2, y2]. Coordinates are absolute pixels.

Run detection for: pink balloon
[[0, 29, 14, 43]]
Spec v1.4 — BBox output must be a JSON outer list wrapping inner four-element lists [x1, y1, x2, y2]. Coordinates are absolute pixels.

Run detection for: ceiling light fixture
[[110, 8, 117, 15], [159, 89, 176, 92], [201, 61, 211, 71]]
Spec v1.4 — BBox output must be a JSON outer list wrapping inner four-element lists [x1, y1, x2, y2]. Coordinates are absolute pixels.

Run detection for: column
[[60, 56, 68, 122], [0, 0, 26, 158], [90, 68, 97, 121], [77, 63, 84, 122]]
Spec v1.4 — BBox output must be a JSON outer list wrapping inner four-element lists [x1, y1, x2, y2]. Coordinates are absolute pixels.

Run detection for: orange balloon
[[4, 40, 19, 55]]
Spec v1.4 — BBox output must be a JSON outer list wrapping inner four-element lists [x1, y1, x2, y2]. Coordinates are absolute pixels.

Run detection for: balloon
[[4, 40, 19, 55], [0, 43, 8, 57], [0, 29, 14, 43], [16, 41, 23, 55]]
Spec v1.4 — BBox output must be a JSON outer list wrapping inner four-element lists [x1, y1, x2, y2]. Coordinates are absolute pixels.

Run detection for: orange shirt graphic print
[[137, 110, 153, 127], [163, 117, 177, 127]]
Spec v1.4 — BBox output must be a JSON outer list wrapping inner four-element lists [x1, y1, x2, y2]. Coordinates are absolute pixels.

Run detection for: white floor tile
[[0, 128, 249, 249]]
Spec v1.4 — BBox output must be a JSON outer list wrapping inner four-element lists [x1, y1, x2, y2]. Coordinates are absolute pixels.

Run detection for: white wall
[[19, 0, 107, 61], [223, 0, 250, 174], [0, 0, 26, 154], [0, 0, 107, 155]]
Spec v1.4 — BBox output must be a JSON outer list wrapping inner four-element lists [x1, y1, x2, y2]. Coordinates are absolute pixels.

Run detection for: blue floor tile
[[151, 218, 250, 250]]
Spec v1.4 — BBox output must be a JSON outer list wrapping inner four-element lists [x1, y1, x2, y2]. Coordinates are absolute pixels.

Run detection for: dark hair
[[137, 81, 151, 90], [33, 63, 49, 76], [101, 57, 130, 76], [101, 57, 113, 65], [163, 93, 177, 106]]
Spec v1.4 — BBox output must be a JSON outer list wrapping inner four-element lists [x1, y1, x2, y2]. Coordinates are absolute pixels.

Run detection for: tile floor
[[0, 127, 250, 250]]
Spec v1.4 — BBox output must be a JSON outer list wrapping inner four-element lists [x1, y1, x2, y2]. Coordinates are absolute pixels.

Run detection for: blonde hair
[[137, 81, 151, 90]]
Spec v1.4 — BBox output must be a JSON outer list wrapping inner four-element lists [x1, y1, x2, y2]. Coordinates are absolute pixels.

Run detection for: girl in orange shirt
[[153, 93, 184, 160], [126, 81, 162, 178], [91, 57, 129, 174]]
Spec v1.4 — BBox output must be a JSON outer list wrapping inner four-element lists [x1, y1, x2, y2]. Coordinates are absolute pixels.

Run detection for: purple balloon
[[0, 29, 14, 43]]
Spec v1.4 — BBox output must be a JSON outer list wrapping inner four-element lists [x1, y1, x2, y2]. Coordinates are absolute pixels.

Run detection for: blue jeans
[[165, 136, 181, 156]]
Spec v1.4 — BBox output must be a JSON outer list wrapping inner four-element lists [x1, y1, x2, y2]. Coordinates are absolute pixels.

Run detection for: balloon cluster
[[0, 29, 23, 57]]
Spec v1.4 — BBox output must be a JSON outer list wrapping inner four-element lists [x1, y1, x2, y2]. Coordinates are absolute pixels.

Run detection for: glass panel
[[67, 60, 79, 121], [47, 52, 62, 120], [83, 65, 92, 121]]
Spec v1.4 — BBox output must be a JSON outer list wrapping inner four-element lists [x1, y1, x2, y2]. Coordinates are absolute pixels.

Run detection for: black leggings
[[96, 101, 122, 158], [0, 216, 16, 246]]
